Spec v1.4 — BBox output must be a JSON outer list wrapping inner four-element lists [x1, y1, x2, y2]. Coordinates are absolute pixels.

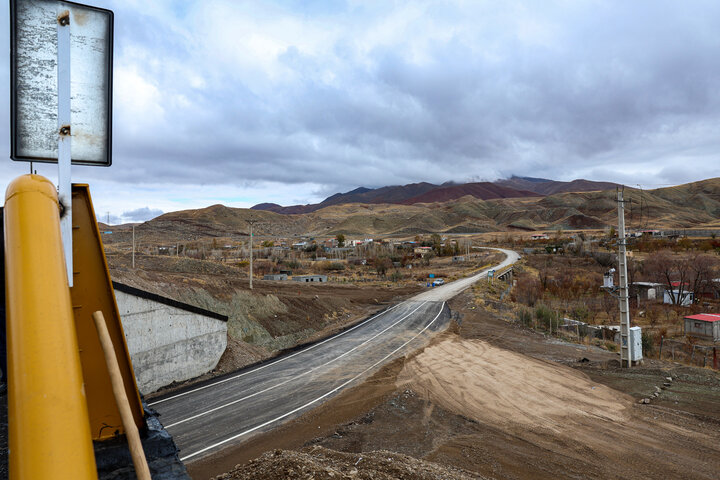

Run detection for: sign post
[[11, 0, 114, 286], [57, 7, 72, 284]]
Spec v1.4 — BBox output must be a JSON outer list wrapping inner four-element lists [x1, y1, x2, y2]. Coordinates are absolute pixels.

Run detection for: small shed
[[684, 314, 720, 342], [630, 282, 665, 301], [293, 274, 328, 283], [263, 274, 288, 281], [664, 289, 694, 306]]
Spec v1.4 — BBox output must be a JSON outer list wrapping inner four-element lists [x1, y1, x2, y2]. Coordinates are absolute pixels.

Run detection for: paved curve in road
[[150, 248, 519, 462]]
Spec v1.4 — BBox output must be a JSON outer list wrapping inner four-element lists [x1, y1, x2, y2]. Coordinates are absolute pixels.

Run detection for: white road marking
[[149, 302, 405, 406], [412, 248, 519, 302], [153, 248, 516, 406], [164, 301, 430, 428], [180, 302, 446, 462]]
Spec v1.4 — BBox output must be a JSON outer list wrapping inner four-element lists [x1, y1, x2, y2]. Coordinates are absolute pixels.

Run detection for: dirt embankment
[[108, 254, 422, 393], [198, 291, 720, 480]]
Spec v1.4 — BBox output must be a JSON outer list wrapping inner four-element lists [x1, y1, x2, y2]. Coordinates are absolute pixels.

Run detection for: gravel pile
[[213, 446, 483, 480]]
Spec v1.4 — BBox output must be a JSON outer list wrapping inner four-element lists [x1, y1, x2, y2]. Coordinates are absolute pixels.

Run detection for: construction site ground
[[197, 291, 720, 480]]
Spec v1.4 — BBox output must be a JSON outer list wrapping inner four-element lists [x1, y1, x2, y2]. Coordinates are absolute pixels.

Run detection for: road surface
[[150, 248, 519, 462]]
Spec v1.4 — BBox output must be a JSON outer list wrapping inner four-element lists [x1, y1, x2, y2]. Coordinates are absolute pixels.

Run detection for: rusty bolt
[[58, 11, 70, 26], [59, 125, 71, 136]]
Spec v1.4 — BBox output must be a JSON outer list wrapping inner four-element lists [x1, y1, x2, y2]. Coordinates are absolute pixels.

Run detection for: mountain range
[[110, 177, 720, 242], [251, 177, 618, 214]]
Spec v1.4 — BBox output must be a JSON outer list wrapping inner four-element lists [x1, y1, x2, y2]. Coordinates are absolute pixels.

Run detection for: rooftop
[[685, 313, 720, 323]]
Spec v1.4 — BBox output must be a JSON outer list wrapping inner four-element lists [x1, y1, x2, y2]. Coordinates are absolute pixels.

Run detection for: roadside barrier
[[4, 175, 97, 479]]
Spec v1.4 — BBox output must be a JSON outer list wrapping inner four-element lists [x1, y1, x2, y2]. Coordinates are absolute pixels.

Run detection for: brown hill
[[251, 203, 316, 214], [252, 183, 441, 214], [401, 182, 540, 204], [251, 177, 619, 214], [320, 184, 438, 206], [495, 176, 619, 195], [120, 178, 720, 242]]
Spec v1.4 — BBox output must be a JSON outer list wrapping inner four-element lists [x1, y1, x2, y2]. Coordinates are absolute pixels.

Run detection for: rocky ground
[[191, 291, 720, 480], [213, 446, 483, 480]]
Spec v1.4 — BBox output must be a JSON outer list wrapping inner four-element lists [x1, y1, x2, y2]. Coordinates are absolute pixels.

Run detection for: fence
[[658, 337, 719, 369]]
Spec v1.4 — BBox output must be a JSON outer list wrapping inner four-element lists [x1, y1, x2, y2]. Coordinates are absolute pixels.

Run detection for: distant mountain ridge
[[133, 177, 720, 241], [495, 176, 619, 195], [252, 177, 619, 214]]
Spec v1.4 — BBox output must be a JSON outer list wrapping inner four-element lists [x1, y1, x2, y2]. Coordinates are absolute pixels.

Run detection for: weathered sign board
[[10, 0, 113, 166]]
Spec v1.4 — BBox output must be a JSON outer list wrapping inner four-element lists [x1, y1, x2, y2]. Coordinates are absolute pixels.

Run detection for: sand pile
[[397, 335, 629, 430]]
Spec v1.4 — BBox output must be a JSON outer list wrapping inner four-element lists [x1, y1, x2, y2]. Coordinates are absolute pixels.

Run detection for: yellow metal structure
[[4, 175, 98, 479], [71, 184, 144, 439]]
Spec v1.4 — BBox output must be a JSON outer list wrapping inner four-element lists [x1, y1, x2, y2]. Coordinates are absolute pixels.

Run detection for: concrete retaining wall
[[114, 286, 227, 394]]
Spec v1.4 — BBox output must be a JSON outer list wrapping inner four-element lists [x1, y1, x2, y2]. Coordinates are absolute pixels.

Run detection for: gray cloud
[[122, 207, 164, 222], [1, 0, 719, 214], [96, 213, 123, 225]]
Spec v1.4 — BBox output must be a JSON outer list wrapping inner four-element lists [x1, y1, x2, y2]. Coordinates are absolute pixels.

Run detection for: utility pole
[[617, 188, 631, 367], [246, 219, 257, 290], [132, 225, 136, 269]]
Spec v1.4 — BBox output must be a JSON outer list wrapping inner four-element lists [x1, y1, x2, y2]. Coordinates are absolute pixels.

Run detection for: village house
[[684, 314, 720, 342]]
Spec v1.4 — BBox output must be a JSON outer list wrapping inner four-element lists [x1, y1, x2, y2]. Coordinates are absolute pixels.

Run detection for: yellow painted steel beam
[[4, 175, 97, 479], [71, 184, 144, 439]]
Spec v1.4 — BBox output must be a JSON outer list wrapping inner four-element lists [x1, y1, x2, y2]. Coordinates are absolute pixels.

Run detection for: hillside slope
[[251, 177, 620, 214], [124, 178, 720, 239], [495, 176, 619, 195]]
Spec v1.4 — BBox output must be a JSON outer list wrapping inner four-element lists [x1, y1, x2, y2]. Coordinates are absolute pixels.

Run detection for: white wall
[[115, 290, 227, 394]]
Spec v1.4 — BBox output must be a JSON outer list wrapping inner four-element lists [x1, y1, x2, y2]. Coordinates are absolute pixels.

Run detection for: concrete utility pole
[[617, 189, 631, 367], [132, 225, 136, 269], [246, 219, 257, 290]]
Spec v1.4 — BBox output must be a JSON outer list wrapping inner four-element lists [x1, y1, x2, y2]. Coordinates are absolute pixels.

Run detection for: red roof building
[[684, 314, 720, 341]]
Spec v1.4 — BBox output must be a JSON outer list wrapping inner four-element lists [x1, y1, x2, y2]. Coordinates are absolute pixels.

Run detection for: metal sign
[[10, 0, 113, 166]]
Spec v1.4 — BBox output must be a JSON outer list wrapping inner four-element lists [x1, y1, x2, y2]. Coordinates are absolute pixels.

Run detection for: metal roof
[[685, 313, 720, 323]]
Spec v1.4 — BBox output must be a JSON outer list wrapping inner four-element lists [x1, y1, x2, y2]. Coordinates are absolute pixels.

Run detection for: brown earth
[[213, 447, 483, 480], [192, 291, 720, 480], [107, 253, 422, 395]]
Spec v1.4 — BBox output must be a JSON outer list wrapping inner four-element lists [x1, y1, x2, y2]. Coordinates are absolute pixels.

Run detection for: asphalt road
[[150, 248, 519, 463]]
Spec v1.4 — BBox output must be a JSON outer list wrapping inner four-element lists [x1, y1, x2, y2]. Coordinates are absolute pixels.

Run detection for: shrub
[[572, 306, 590, 322], [320, 261, 345, 272], [517, 308, 533, 327], [282, 260, 300, 270], [605, 341, 618, 352], [515, 274, 542, 307], [641, 330, 655, 356], [389, 271, 403, 282], [535, 304, 557, 331]]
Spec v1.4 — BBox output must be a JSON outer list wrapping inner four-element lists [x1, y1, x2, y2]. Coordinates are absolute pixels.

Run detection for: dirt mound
[[195, 294, 720, 479], [212, 446, 482, 480], [396, 336, 628, 430]]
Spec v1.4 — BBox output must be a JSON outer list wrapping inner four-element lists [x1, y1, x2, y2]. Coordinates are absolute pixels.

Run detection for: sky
[[1, 0, 720, 224]]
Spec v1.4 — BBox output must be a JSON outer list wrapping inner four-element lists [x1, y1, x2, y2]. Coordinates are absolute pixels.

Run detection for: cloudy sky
[[2, 0, 719, 223]]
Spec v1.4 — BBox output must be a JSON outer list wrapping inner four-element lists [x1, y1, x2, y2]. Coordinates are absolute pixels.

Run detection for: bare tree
[[601, 292, 618, 325], [688, 253, 720, 300], [644, 250, 691, 305]]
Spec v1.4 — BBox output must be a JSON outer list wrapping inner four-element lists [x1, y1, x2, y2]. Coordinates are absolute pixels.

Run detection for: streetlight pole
[[617, 189, 631, 367], [247, 219, 257, 290], [132, 225, 135, 269]]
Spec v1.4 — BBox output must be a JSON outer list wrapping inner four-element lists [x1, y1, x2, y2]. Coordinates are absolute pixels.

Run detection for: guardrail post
[[4, 175, 97, 479]]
